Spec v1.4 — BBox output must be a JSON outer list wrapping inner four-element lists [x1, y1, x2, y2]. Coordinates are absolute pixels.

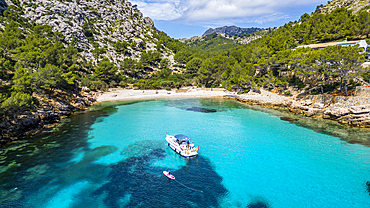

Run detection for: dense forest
[[1, 4, 370, 113]]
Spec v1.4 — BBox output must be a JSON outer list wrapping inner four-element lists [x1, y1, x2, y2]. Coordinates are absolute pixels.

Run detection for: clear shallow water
[[1, 98, 370, 207]]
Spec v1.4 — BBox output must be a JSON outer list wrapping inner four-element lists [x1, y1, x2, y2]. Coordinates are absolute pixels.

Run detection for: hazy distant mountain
[[202, 26, 262, 36]]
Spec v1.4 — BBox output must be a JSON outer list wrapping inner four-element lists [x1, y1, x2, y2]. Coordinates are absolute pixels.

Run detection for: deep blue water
[[1, 98, 370, 208]]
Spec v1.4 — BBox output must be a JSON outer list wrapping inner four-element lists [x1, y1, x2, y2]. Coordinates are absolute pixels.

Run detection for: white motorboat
[[165, 134, 199, 157]]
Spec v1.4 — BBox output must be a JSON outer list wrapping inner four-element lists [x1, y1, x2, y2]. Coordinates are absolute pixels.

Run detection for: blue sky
[[130, 0, 329, 39]]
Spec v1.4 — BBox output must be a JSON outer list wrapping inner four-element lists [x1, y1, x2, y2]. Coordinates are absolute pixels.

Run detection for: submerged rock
[[366, 181, 370, 195], [247, 201, 270, 208], [247, 196, 271, 208], [186, 107, 217, 113], [280, 117, 299, 122]]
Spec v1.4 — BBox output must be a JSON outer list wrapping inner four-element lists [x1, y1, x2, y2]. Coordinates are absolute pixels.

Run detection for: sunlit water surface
[[1, 98, 370, 208]]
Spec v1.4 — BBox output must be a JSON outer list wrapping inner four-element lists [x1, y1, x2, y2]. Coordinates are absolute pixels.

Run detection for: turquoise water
[[1, 98, 370, 207]]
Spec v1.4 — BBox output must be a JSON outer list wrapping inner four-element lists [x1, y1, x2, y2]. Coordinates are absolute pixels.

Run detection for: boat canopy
[[174, 134, 190, 142]]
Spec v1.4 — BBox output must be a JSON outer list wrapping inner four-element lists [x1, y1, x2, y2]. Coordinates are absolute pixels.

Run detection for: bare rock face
[[320, 0, 370, 14], [3, 0, 166, 65], [323, 107, 351, 118]]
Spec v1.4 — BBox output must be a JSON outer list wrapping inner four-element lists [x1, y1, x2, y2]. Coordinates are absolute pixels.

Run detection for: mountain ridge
[[202, 26, 262, 36]]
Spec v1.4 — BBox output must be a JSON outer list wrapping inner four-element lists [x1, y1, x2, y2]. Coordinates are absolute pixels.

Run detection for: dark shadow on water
[[92, 148, 228, 208], [186, 106, 217, 113]]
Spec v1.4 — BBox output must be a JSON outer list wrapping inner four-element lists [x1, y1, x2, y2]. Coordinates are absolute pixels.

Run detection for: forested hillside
[[167, 7, 370, 96]]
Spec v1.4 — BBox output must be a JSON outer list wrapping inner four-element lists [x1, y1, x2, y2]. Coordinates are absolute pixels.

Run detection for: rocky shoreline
[[0, 89, 97, 146], [226, 86, 370, 128]]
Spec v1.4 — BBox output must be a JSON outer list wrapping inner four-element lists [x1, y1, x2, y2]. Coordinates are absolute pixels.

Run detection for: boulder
[[323, 107, 350, 118], [313, 103, 325, 109], [349, 104, 370, 114]]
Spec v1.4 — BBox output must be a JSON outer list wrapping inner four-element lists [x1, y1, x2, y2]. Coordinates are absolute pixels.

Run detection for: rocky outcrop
[[0, 89, 97, 146], [320, 0, 370, 14], [227, 86, 370, 128], [202, 26, 262, 36], [3, 0, 174, 65]]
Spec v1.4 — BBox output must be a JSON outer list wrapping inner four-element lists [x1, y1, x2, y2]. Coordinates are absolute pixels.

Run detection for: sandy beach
[[95, 87, 292, 105], [95, 88, 231, 102]]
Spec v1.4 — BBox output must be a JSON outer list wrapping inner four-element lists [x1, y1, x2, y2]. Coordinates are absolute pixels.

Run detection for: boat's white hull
[[166, 135, 198, 157]]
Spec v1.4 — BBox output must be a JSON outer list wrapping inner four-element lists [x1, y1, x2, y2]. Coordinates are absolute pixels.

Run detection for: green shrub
[[1, 92, 34, 109], [284, 90, 292, 96], [119, 81, 128, 87]]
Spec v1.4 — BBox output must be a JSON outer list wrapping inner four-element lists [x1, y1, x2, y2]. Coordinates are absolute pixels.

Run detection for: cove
[[1, 98, 370, 208]]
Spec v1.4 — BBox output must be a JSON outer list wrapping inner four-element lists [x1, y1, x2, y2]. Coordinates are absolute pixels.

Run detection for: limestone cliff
[[2, 0, 173, 65], [319, 0, 370, 14]]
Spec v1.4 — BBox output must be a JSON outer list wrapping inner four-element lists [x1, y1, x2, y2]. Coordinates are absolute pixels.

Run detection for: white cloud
[[130, 0, 182, 21], [131, 0, 326, 26]]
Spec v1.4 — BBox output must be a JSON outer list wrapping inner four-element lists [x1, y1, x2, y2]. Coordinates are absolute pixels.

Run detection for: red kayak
[[163, 171, 175, 180]]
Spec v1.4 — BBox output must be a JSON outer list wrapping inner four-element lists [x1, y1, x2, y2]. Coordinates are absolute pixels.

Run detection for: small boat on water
[[163, 171, 175, 180], [165, 134, 199, 157]]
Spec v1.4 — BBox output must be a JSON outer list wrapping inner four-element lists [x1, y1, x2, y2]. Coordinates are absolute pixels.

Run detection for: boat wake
[[174, 180, 203, 193]]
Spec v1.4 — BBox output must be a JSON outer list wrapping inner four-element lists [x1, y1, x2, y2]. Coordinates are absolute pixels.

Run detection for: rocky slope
[[202, 26, 262, 36], [1, 0, 174, 65], [319, 0, 370, 14]]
